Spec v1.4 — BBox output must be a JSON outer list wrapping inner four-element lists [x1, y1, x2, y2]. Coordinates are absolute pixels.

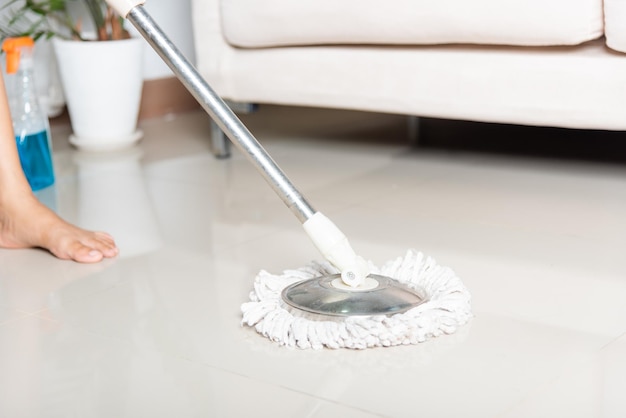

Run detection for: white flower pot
[[53, 37, 144, 151]]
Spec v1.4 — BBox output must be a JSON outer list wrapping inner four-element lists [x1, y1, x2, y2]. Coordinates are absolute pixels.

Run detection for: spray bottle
[[2, 37, 55, 191]]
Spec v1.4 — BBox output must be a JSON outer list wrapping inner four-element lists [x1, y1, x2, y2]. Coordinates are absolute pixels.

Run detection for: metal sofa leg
[[210, 119, 230, 159], [209, 101, 259, 159], [407, 115, 421, 146]]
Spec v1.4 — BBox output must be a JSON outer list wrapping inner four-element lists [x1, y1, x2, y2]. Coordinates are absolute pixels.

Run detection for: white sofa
[[191, 0, 626, 139]]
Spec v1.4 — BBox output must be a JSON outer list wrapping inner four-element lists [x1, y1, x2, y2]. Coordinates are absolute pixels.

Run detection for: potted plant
[[1, 0, 144, 151]]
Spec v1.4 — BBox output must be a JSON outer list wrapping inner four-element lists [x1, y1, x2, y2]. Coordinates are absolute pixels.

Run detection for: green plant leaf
[[0, 0, 129, 43]]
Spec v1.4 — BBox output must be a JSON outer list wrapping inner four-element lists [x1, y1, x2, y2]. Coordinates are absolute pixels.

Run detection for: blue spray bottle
[[2, 37, 55, 191]]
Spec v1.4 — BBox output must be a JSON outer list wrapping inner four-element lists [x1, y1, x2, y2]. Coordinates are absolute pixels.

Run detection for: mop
[[107, 0, 472, 349]]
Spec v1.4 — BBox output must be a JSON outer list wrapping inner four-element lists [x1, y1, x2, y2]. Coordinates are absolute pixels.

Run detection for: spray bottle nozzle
[[2, 36, 35, 74]]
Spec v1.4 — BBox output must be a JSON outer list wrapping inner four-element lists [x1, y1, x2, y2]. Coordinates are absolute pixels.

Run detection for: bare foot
[[0, 190, 118, 263]]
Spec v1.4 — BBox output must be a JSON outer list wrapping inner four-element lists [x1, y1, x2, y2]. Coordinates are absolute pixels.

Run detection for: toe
[[53, 240, 104, 263], [54, 231, 118, 263], [75, 248, 105, 263], [82, 233, 119, 258]]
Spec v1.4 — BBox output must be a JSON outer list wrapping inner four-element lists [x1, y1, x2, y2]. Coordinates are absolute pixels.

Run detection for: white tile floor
[[2, 105, 626, 417]]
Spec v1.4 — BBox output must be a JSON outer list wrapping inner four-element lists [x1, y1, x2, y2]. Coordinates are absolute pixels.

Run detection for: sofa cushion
[[605, 0, 626, 53], [221, 0, 604, 48]]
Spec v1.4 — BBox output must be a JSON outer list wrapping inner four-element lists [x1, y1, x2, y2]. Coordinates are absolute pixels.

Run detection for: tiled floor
[[2, 105, 626, 417]]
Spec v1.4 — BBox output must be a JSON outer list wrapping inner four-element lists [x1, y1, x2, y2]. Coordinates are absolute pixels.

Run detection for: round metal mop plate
[[281, 274, 426, 317]]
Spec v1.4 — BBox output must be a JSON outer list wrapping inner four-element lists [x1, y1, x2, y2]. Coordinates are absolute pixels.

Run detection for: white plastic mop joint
[[303, 212, 371, 288]]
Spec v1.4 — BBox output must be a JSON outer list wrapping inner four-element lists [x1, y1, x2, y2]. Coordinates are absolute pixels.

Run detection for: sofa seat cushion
[[210, 39, 626, 130], [221, 0, 604, 48]]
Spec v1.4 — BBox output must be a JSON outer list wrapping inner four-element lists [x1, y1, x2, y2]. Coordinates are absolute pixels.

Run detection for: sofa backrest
[[605, 0, 626, 52], [221, 0, 605, 49]]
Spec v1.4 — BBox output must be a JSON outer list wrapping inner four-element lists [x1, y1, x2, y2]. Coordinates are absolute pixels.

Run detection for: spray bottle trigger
[[2, 37, 34, 74], [5, 50, 20, 74]]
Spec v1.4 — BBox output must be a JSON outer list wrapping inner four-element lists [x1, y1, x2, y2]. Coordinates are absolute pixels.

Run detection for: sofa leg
[[210, 120, 231, 159], [407, 115, 421, 146], [209, 101, 259, 159]]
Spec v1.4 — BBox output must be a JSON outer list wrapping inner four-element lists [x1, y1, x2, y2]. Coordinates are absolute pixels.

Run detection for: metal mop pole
[[123, 5, 316, 224], [108, 0, 371, 287]]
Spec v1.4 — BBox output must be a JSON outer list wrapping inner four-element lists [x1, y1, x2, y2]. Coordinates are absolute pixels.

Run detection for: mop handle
[[107, 1, 371, 286], [112, 1, 315, 223]]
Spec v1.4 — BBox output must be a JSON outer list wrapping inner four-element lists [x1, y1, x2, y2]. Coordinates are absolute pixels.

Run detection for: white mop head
[[241, 249, 472, 349]]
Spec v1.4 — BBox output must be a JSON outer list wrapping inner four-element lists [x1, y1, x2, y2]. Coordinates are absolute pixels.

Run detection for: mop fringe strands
[[109, 0, 473, 351], [242, 250, 472, 349]]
